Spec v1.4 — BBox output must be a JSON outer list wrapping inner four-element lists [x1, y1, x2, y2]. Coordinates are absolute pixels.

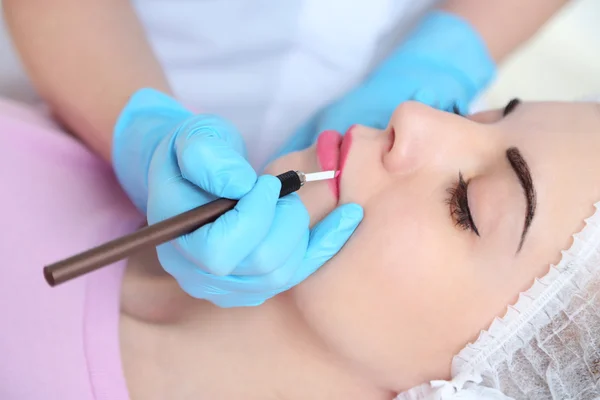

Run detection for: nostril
[[387, 127, 396, 152]]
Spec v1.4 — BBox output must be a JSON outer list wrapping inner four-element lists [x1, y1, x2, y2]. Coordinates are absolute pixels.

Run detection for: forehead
[[496, 102, 600, 165], [472, 102, 600, 169], [492, 101, 600, 256], [472, 101, 600, 129], [504, 101, 600, 130]]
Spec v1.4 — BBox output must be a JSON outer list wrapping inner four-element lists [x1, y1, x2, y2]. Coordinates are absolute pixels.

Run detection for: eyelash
[[503, 98, 521, 116], [445, 172, 480, 236]]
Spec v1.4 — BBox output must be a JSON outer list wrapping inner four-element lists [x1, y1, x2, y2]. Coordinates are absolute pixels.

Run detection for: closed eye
[[446, 172, 480, 236]]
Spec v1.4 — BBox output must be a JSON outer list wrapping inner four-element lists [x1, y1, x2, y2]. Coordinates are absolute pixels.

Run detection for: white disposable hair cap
[[397, 201, 600, 400]]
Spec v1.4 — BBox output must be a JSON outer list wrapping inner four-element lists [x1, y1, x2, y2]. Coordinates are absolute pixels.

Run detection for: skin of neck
[[119, 250, 395, 400]]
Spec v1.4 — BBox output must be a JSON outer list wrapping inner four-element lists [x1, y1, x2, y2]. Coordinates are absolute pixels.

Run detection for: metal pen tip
[[304, 170, 339, 182]]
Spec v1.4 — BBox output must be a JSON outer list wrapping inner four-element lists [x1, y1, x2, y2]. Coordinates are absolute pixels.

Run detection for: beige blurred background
[[479, 0, 600, 107], [0, 0, 599, 108]]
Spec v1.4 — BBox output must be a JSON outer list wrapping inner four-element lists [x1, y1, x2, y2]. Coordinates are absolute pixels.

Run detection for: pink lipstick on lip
[[316, 130, 341, 198], [316, 126, 354, 199]]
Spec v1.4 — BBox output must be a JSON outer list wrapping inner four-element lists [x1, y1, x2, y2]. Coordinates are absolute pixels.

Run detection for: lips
[[316, 126, 354, 199]]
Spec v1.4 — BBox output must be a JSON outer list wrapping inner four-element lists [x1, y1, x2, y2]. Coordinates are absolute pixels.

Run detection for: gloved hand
[[112, 88, 363, 307], [280, 10, 496, 155]]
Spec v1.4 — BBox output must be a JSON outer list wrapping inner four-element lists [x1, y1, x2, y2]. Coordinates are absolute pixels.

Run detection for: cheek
[[292, 188, 481, 389]]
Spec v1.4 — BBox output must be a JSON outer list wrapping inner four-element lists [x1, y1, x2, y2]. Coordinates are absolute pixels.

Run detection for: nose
[[383, 101, 486, 174]]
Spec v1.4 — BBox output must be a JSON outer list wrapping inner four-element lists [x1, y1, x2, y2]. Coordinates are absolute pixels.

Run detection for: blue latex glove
[[112, 88, 363, 307], [280, 10, 496, 155]]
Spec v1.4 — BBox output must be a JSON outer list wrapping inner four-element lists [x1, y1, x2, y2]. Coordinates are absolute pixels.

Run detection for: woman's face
[[264, 101, 600, 391]]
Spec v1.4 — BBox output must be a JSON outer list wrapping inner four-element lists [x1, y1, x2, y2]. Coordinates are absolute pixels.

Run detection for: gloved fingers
[[161, 229, 309, 296], [170, 200, 349, 299], [156, 243, 208, 291], [235, 193, 310, 275], [172, 175, 281, 276], [412, 88, 439, 108], [156, 229, 253, 295], [253, 230, 309, 293], [156, 246, 262, 303], [176, 114, 248, 156], [212, 231, 309, 295], [173, 115, 257, 199], [281, 203, 363, 290], [203, 204, 362, 301], [147, 137, 216, 225]]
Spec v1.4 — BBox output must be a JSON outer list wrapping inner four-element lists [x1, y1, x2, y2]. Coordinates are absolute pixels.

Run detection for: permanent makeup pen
[[43, 170, 338, 286]]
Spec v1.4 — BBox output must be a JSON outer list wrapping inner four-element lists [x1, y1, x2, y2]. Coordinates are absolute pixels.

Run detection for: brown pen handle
[[43, 198, 237, 286], [43, 170, 304, 287]]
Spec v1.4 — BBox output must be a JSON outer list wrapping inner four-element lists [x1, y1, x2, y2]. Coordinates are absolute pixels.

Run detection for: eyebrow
[[506, 147, 536, 251]]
